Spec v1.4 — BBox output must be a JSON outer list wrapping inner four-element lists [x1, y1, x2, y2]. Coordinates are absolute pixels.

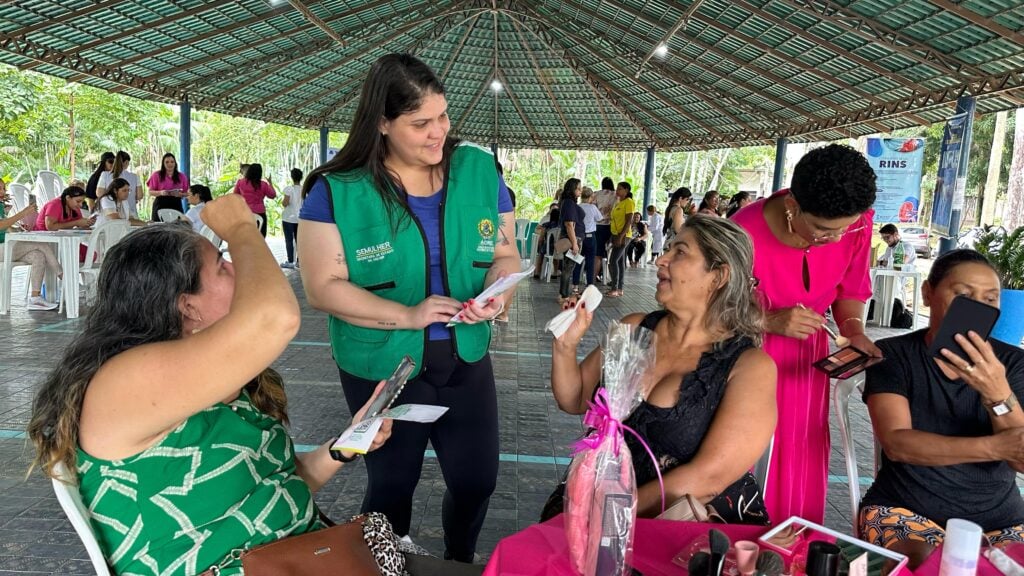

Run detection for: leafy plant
[[974, 225, 1024, 290]]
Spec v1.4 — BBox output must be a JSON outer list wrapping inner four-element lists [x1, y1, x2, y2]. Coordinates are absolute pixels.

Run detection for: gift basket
[[564, 321, 660, 576]]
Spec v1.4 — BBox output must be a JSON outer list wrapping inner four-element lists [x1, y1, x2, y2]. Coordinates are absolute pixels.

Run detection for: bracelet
[[487, 301, 506, 321], [328, 437, 360, 463], [839, 317, 863, 332]]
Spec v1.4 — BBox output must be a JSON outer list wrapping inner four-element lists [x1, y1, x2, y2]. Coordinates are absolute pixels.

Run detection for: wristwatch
[[987, 394, 1019, 417], [329, 438, 361, 463]]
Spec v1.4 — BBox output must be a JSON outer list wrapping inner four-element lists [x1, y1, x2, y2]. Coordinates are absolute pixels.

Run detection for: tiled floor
[[0, 239, 935, 574]]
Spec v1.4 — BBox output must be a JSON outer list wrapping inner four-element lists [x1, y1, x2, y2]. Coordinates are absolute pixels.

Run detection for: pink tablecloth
[[482, 514, 766, 576]]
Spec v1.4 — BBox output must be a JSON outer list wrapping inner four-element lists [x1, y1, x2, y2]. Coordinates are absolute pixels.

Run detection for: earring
[[785, 209, 794, 235], [191, 327, 203, 335], [191, 313, 203, 335]]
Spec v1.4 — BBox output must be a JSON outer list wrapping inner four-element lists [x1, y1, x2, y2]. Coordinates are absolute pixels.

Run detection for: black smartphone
[[927, 295, 1000, 361], [362, 355, 416, 420]]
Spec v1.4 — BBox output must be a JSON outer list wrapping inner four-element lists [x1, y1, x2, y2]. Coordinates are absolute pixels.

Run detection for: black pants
[[255, 211, 268, 237], [628, 239, 646, 263], [151, 195, 183, 222], [282, 221, 299, 263], [339, 340, 498, 562]]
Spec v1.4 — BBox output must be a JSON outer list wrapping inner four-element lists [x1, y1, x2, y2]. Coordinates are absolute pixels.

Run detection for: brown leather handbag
[[202, 513, 400, 576]]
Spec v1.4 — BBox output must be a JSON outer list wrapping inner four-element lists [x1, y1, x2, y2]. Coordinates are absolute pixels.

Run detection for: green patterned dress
[[77, 391, 324, 575]]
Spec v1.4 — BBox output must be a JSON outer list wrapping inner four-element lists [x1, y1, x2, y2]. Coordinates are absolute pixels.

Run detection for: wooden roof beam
[[286, 0, 347, 47], [507, 16, 578, 147], [496, 69, 542, 148], [238, 2, 470, 115], [537, 0, 849, 119], [502, 9, 660, 146], [514, 2, 814, 127], [776, 0, 988, 79], [689, 11, 931, 126], [924, 0, 1024, 47], [303, 7, 481, 124], [727, 0, 935, 97], [20, 0, 267, 72]]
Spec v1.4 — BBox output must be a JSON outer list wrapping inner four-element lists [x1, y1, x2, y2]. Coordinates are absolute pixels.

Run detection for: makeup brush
[[798, 303, 849, 347], [689, 551, 711, 576], [755, 550, 785, 576], [709, 529, 731, 576]]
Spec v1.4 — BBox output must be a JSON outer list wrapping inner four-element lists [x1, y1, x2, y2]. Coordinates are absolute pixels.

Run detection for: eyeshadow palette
[[812, 346, 885, 379]]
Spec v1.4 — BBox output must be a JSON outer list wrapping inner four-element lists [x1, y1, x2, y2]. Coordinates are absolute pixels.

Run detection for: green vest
[[326, 142, 499, 380]]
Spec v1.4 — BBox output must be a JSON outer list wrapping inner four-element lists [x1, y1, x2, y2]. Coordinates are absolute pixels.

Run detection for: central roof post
[[771, 137, 788, 194], [643, 146, 655, 212], [178, 96, 191, 211], [319, 126, 329, 166]]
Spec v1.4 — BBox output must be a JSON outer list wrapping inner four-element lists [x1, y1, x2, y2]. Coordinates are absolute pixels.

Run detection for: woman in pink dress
[[732, 144, 881, 524]]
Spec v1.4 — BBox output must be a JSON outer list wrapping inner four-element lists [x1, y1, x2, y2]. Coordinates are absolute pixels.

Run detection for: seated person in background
[[861, 249, 1024, 568], [185, 183, 213, 231], [551, 214, 777, 523], [0, 178, 60, 310], [627, 214, 649, 268], [35, 185, 94, 231], [532, 203, 560, 279], [877, 223, 917, 270], [28, 195, 401, 575], [95, 177, 146, 227]]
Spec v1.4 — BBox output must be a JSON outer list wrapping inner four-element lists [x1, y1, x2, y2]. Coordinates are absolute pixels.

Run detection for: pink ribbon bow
[[571, 389, 666, 514]]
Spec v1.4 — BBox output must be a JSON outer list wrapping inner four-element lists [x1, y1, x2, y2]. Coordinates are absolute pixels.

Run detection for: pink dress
[[732, 191, 873, 524]]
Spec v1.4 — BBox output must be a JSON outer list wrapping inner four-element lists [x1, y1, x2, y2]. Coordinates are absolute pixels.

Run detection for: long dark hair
[[27, 225, 288, 481], [301, 53, 458, 229], [561, 178, 580, 205], [112, 150, 131, 179], [664, 187, 691, 235], [159, 153, 181, 184], [106, 178, 130, 206], [60, 186, 86, 220], [91, 152, 114, 181], [244, 163, 263, 191]]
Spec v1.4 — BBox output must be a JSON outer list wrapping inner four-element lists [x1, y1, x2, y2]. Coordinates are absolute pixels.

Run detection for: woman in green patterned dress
[[26, 194, 394, 575]]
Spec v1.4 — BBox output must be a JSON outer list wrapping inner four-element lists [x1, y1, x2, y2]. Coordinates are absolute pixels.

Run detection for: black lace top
[[622, 310, 770, 525]]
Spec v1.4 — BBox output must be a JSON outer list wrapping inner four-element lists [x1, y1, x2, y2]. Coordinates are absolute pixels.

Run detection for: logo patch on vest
[[355, 241, 394, 263], [476, 219, 496, 253], [478, 219, 495, 239]]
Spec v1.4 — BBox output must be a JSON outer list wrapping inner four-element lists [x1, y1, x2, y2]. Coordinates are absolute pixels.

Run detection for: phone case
[[926, 295, 1000, 361], [364, 355, 416, 419]]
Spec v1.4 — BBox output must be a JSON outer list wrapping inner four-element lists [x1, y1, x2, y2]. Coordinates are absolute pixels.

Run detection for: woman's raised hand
[[406, 294, 463, 329], [554, 302, 594, 350], [202, 194, 256, 241]]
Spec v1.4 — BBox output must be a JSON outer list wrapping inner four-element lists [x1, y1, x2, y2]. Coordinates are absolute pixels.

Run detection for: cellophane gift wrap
[[564, 322, 658, 576]]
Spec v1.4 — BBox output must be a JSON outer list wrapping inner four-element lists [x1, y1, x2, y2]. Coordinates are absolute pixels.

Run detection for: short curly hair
[[790, 144, 876, 219]]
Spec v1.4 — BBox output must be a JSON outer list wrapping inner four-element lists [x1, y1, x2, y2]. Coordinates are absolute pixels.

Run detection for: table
[[1, 230, 91, 319], [867, 268, 922, 329], [483, 515, 767, 576]]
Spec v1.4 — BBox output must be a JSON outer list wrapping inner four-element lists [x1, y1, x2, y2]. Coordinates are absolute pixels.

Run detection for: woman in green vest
[[27, 195, 396, 575], [298, 53, 520, 563]]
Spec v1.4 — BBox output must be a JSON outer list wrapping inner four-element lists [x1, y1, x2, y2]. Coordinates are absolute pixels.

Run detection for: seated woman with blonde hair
[[551, 214, 777, 523]]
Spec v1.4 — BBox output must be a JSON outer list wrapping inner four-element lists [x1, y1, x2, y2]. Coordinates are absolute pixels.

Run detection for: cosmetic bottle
[[939, 519, 983, 576], [805, 542, 842, 576]]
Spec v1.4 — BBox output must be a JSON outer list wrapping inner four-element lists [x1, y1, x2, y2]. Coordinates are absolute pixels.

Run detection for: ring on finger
[[964, 363, 976, 373]]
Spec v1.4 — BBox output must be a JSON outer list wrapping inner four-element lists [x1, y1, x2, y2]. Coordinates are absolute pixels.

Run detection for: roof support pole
[[772, 138, 788, 193], [937, 96, 976, 257], [491, 142, 499, 156], [319, 126, 329, 166], [179, 97, 191, 212], [643, 146, 656, 213]]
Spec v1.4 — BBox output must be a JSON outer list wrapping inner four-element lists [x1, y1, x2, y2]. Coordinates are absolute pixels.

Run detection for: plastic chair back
[[253, 213, 264, 231], [9, 183, 31, 213], [158, 209, 189, 223], [51, 462, 112, 575], [35, 170, 64, 205], [82, 221, 130, 272], [515, 218, 530, 255], [752, 435, 774, 494], [834, 373, 870, 536]]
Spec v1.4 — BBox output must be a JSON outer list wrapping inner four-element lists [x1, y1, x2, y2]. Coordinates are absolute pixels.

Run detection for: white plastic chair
[[51, 462, 112, 575], [514, 218, 530, 257], [752, 435, 774, 495], [199, 224, 222, 248], [834, 373, 881, 537], [158, 209, 189, 223], [35, 170, 64, 205], [540, 228, 562, 282], [253, 213, 264, 231], [80, 221, 130, 306], [9, 183, 31, 214]]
